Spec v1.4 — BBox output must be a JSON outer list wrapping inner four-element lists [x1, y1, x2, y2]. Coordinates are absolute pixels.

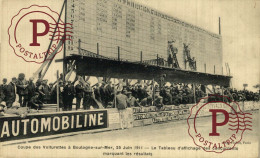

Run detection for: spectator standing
[[27, 77, 36, 104], [5, 77, 17, 108], [63, 81, 75, 111], [16, 73, 28, 107], [75, 82, 84, 110], [126, 91, 139, 107]]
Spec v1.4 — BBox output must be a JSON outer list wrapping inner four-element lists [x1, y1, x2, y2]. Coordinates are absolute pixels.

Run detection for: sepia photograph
[[0, 0, 259, 157]]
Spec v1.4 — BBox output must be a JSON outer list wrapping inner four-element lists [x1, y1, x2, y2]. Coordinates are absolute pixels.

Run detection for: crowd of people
[[0, 73, 259, 112]]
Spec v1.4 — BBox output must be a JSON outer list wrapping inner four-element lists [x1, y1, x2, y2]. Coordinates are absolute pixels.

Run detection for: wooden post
[[204, 64, 206, 73], [140, 51, 143, 63], [219, 17, 221, 35], [214, 65, 216, 74], [193, 83, 196, 103], [78, 39, 81, 54], [118, 46, 120, 61], [97, 43, 99, 55], [114, 78, 117, 109], [56, 70, 60, 112], [152, 78, 155, 106], [157, 54, 159, 66], [222, 86, 224, 102]]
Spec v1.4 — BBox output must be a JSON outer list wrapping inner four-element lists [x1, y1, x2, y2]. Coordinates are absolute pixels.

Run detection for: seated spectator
[[140, 96, 153, 107], [28, 92, 43, 110], [126, 91, 140, 107], [163, 88, 172, 105], [154, 95, 164, 109]]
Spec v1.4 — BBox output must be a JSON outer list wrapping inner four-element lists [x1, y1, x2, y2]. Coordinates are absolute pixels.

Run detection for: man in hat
[[5, 77, 17, 108], [16, 73, 29, 107], [114, 90, 128, 109], [27, 77, 36, 104], [63, 81, 75, 111], [36, 79, 45, 103], [131, 85, 138, 99], [99, 82, 107, 106], [83, 86, 96, 110], [168, 40, 178, 68], [136, 85, 148, 101], [41, 79, 50, 104], [104, 81, 114, 107], [140, 96, 153, 107], [0, 83, 5, 103], [28, 92, 43, 110], [154, 95, 164, 109], [126, 91, 140, 107], [0, 78, 8, 99], [163, 87, 172, 105], [75, 81, 84, 110]]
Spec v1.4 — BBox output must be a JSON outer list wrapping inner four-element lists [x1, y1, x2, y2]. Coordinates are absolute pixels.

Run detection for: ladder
[[169, 43, 180, 69], [184, 44, 196, 71]]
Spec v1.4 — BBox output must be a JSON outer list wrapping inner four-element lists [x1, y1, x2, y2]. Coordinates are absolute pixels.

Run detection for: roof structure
[[61, 54, 231, 87]]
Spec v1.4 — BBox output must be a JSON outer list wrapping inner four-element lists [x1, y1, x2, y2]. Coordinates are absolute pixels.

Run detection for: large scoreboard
[[66, 0, 223, 74]]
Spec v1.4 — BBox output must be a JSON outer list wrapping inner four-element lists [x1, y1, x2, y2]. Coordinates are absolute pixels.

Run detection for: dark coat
[[27, 82, 36, 97], [63, 85, 75, 99], [75, 84, 84, 98], [94, 88, 102, 102], [16, 80, 28, 95], [5, 82, 16, 103], [0, 85, 5, 102], [163, 92, 172, 105]]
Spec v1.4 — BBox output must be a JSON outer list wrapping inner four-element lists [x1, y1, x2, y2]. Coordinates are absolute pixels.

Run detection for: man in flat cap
[[5, 77, 17, 108], [63, 81, 75, 111]]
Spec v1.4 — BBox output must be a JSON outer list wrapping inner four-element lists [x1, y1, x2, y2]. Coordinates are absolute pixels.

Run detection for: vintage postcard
[[0, 0, 259, 157]]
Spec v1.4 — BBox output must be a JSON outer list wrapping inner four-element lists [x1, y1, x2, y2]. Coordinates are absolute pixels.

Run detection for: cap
[[85, 88, 93, 93], [0, 102, 6, 107]]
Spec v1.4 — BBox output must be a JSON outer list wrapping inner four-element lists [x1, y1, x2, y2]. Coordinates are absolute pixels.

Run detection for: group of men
[[0, 74, 53, 110], [1, 73, 259, 112]]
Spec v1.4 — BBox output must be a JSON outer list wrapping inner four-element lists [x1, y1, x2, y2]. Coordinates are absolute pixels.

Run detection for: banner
[[0, 110, 108, 142]]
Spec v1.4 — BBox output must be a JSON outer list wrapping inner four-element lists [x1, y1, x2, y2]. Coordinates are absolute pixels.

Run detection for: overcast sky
[[0, 0, 259, 91]]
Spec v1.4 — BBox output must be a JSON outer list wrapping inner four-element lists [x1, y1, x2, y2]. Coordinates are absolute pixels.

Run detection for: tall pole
[[40, 0, 66, 78], [152, 78, 155, 106], [63, 0, 68, 82], [118, 46, 120, 61], [140, 51, 143, 63], [97, 43, 99, 56], [193, 83, 196, 103], [56, 70, 60, 111], [78, 39, 81, 54], [219, 17, 221, 35], [114, 78, 117, 108]]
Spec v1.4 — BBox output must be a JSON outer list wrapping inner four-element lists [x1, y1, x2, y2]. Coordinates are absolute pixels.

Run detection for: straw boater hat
[[126, 91, 132, 94], [0, 102, 6, 107]]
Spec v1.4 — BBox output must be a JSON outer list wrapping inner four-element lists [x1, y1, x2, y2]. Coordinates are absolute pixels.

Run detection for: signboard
[[0, 110, 108, 142], [66, 0, 223, 74]]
